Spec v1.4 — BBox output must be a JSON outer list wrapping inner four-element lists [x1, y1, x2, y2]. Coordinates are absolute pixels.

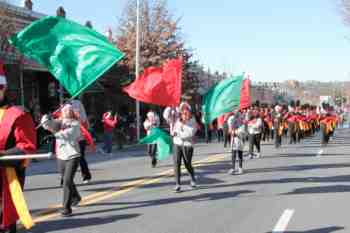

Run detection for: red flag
[[123, 58, 182, 107], [240, 78, 251, 109]]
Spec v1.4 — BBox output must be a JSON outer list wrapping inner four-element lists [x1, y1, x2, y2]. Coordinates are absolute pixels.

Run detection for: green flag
[[202, 74, 244, 124], [9, 16, 124, 98], [139, 128, 173, 161]]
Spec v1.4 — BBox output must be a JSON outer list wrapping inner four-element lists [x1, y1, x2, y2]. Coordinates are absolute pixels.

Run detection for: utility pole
[[135, 0, 141, 140]]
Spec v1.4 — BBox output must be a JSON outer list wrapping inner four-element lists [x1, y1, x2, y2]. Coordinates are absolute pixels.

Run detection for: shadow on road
[[282, 185, 350, 195], [232, 174, 350, 187], [29, 214, 141, 232], [246, 163, 350, 174], [77, 190, 255, 215]]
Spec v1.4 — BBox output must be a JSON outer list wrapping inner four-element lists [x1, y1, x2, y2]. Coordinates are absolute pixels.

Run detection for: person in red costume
[[0, 61, 37, 233], [100, 110, 118, 155]]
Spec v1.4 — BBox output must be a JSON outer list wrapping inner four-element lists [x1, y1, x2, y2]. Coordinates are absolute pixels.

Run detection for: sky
[[10, 0, 350, 82]]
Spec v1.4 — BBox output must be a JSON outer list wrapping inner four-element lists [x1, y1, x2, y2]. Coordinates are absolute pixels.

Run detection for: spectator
[[100, 110, 118, 155]]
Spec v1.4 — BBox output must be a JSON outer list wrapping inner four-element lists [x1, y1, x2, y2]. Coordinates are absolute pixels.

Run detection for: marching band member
[[247, 110, 263, 158], [0, 62, 37, 232], [273, 105, 284, 148], [227, 110, 246, 175], [144, 110, 160, 167], [172, 102, 197, 193], [41, 104, 82, 217]]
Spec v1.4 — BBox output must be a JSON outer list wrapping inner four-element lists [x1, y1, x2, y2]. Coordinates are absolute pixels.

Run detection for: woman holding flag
[[41, 104, 82, 217], [172, 102, 198, 193]]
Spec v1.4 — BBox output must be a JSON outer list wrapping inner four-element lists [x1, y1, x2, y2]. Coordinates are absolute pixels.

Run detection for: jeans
[[103, 132, 113, 153]]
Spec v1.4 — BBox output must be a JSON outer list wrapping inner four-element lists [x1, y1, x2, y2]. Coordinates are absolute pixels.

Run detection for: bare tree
[[115, 0, 203, 97], [116, 0, 186, 70]]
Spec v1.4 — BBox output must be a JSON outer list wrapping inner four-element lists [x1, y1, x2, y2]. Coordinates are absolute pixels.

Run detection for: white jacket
[[172, 118, 197, 147], [42, 118, 81, 160], [248, 118, 262, 134]]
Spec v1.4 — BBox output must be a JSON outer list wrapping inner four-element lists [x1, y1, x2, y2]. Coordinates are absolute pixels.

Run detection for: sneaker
[[173, 185, 181, 193], [71, 197, 81, 206], [255, 153, 261, 158], [60, 208, 72, 217], [151, 158, 157, 168], [227, 168, 235, 175], [83, 179, 91, 184], [248, 154, 253, 159], [98, 148, 106, 155], [236, 167, 243, 175], [190, 181, 197, 189]]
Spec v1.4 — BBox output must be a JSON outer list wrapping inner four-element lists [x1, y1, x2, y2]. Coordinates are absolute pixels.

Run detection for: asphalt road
[[22, 126, 350, 233]]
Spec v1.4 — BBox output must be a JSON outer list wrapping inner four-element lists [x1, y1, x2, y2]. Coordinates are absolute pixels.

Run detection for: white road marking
[[272, 209, 295, 233]]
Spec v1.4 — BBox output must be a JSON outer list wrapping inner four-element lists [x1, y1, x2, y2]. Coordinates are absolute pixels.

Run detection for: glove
[[40, 114, 51, 129]]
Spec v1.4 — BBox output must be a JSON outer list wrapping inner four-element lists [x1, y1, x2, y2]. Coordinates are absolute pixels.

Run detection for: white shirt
[[248, 118, 262, 134], [143, 113, 160, 135]]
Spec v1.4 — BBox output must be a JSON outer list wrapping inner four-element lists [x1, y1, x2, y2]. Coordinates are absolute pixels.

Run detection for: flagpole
[[19, 57, 25, 107], [135, 0, 141, 141]]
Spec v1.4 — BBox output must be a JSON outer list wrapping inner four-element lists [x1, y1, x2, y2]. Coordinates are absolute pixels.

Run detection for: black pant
[[206, 129, 212, 143], [232, 150, 243, 169], [217, 128, 224, 142], [223, 128, 230, 148], [248, 133, 261, 155], [288, 122, 297, 144], [173, 145, 195, 186], [320, 124, 329, 145], [147, 144, 157, 165], [275, 134, 282, 148], [58, 158, 81, 211], [271, 129, 274, 140], [0, 167, 26, 233], [79, 140, 91, 181]]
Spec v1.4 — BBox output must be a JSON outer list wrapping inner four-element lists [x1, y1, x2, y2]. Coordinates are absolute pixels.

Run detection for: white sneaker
[[248, 154, 253, 159], [236, 167, 243, 174], [190, 181, 197, 189], [173, 185, 181, 193], [83, 179, 91, 184], [98, 148, 106, 155], [255, 153, 261, 158], [228, 168, 235, 175]]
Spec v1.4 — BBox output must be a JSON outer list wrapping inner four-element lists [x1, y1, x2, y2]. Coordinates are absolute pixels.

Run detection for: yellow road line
[[29, 153, 228, 224]]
